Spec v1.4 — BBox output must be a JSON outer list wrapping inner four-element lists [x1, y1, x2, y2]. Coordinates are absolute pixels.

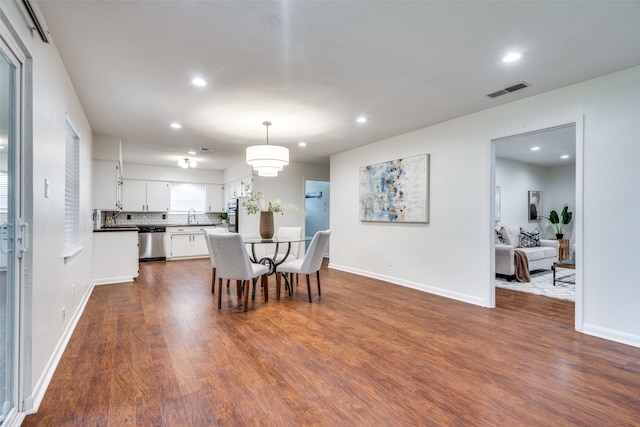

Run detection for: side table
[[557, 239, 570, 261]]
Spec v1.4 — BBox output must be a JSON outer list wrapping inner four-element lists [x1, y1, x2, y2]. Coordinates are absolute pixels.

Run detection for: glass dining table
[[244, 236, 310, 295]]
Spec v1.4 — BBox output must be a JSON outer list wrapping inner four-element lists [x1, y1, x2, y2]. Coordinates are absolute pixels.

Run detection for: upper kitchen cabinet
[[92, 160, 122, 210], [226, 176, 253, 199], [122, 179, 170, 212], [205, 184, 223, 212]]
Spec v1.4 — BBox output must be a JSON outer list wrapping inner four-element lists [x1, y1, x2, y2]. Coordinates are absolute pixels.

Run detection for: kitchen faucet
[[187, 208, 196, 224]]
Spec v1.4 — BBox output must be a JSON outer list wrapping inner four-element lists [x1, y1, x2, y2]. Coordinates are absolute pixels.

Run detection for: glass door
[[0, 36, 22, 424]]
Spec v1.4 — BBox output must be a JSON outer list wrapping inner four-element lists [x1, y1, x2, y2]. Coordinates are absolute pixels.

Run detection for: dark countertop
[[95, 224, 227, 232], [164, 224, 224, 228], [93, 226, 139, 232]]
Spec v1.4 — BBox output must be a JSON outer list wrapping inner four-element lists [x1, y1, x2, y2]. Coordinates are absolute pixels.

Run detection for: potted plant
[[218, 212, 228, 223], [543, 204, 573, 239], [242, 192, 301, 239]]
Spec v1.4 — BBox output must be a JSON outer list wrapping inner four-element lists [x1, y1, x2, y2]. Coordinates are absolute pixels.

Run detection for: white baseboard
[[582, 323, 640, 349], [92, 276, 135, 286], [22, 282, 95, 415], [328, 263, 487, 307]]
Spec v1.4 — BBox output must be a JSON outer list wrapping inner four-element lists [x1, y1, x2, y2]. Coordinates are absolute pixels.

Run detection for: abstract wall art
[[528, 190, 542, 221], [359, 154, 429, 223]]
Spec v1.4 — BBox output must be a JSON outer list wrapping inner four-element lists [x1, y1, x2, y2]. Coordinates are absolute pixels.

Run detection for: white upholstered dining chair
[[274, 226, 302, 263], [204, 228, 230, 293], [208, 232, 270, 312], [276, 230, 331, 303]]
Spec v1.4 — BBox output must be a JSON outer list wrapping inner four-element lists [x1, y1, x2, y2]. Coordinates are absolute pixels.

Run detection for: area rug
[[495, 268, 575, 302]]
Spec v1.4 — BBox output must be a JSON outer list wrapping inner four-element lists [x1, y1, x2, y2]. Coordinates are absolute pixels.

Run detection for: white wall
[[1, 0, 95, 412], [123, 162, 224, 184], [496, 158, 576, 241], [495, 158, 547, 228], [331, 66, 640, 347], [240, 161, 328, 233]]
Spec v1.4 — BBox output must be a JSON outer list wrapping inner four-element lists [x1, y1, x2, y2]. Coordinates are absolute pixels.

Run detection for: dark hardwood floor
[[23, 259, 640, 426]]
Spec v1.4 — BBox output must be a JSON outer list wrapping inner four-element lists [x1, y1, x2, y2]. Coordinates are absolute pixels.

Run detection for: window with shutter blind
[[169, 182, 205, 212], [64, 120, 80, 254], [0, 172, 6, 213]]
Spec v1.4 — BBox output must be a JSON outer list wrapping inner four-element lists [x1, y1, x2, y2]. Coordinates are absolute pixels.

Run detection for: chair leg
[[236, 280, 242, 298], [262, 275, 268, 302], [306, 274, 312, 303], [243, 280, 249, 312], [212, 268, 216, 293], [276, 272, 281, 300], [316, 270, 321, 296], [217, 278, 223, 309]]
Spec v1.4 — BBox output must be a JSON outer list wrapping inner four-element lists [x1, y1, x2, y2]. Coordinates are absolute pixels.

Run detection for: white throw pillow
[[499, 226, 513, 247]]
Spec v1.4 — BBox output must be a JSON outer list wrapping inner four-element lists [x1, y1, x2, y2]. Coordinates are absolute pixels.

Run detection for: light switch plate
[[44, 179, 50, 198]]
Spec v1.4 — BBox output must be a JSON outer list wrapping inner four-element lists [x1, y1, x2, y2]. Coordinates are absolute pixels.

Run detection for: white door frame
[[489, 116, 584, 331]]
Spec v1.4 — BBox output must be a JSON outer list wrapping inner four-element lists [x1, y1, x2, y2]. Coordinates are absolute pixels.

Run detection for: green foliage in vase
[[543, 203, 573, 234], [242, 191, 301, 216]]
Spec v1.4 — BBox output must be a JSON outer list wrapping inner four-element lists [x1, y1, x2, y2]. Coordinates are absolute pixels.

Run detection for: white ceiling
[[495, 125, 576, 168], [35, 1, 640, 171]]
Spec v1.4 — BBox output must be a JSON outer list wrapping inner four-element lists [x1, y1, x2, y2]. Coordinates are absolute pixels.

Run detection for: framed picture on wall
[[528, 190, 542, 221], [359, 154, 429, 223]]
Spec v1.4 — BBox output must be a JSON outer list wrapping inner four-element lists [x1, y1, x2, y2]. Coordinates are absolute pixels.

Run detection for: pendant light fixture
[[246, 121, 289, 177]]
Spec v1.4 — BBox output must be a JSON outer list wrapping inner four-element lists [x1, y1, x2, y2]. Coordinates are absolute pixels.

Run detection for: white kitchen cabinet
[[92, 230, 139, 284], [122, 179, 170, 211], [167, 228, 208, 258], [169, 234, 192, 258], [92, 160, 122, 210], [205, 184, 223, 212], [146, 181, 170, 211], [224, 176, 253, 203]]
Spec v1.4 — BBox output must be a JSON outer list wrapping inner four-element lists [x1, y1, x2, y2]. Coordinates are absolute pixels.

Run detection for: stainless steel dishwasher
[[138, 226, 167, 261]]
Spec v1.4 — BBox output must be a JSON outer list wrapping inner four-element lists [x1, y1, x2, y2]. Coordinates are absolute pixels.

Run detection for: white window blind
[[0, 172, 6, 213], [169, 183, 205, 212], [64, 121, 80, 253]]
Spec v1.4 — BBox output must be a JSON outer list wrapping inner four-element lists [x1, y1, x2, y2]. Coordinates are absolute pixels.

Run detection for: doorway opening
[[304, 180, 330, 254], [492, 123, 581, 326]]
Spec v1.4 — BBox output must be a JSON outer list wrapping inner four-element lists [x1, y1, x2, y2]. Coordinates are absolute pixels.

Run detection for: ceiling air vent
[[487, 82, 530, 98]]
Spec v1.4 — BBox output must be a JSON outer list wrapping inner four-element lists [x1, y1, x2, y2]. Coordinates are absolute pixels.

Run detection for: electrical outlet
[[71, 284, 75, 301], [61, 307, 66, 323], [388, 257, 393, 267]]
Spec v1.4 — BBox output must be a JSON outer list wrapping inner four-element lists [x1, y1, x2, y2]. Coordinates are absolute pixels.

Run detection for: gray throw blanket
[[514, 249, 531, 282]]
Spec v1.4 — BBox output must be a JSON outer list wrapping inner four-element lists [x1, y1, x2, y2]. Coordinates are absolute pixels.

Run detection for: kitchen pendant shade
[[246, 121, 289, 177], [246, 145, 288, 168]]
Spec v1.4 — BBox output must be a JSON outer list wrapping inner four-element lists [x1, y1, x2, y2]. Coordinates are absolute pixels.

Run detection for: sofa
[[495, 225, 559, 278]]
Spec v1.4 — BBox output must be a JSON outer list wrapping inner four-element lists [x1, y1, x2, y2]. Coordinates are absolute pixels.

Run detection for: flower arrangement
[[242, 191, 300, 215]]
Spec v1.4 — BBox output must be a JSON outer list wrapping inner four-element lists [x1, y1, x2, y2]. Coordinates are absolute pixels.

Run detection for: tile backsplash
[[98, 211, 222, 227]]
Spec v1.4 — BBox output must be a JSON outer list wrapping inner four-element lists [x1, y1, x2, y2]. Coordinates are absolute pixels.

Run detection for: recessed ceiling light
[[298, 142, 307, 147], [531, 146, 540, 151], [561, 155, 570, 159], [356, 116, 368, 124], [170, 123, 182, 129], [191, 77, 207, 86], [502, 52, 522, 63], [187, 150, 197, 155]]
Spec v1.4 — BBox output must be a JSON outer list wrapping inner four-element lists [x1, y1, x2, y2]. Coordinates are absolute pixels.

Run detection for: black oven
[[227, 198, 238, 233]]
